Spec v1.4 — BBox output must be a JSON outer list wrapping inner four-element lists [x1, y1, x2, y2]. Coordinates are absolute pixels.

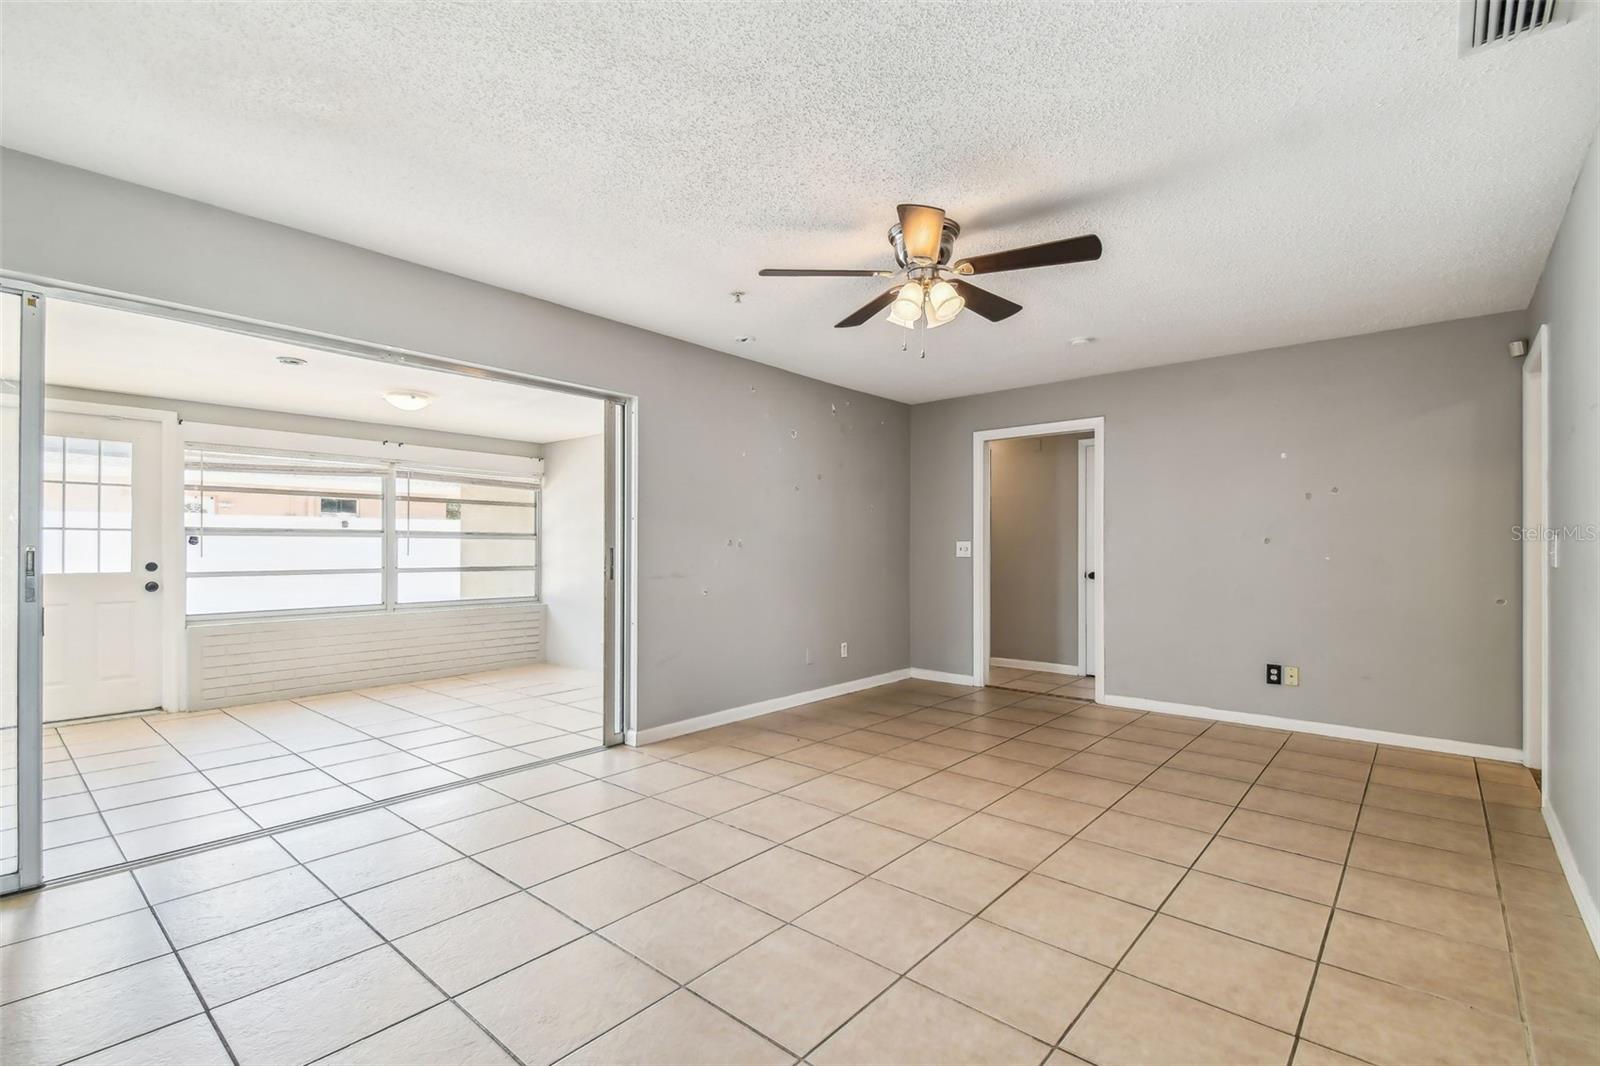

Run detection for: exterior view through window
[[396, 469, 539, 604], [184, 446, 538, 616], [41, 435, 133, 574]]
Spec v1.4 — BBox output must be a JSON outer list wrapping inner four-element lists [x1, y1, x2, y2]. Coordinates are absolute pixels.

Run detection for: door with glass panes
[[41, 410, 164, 721]]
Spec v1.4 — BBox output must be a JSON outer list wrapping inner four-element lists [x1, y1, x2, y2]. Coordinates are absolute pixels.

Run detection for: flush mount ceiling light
[[275, 355, 307, 366], [383, 390, 433, 411], [759, 204, 1102, 330]]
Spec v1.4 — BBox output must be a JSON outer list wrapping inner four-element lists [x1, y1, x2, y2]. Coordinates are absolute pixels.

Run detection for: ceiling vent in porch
[[1460, 0, 1567, 54]]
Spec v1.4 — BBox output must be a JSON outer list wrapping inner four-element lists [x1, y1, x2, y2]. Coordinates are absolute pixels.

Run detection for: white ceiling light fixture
[[383, 389, 433, 411], [887, 282, 924, 329], [926, 279, 965, 325]]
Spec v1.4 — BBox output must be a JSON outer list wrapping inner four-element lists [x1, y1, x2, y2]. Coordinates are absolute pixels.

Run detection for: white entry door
[[41, 410, 165, 721]]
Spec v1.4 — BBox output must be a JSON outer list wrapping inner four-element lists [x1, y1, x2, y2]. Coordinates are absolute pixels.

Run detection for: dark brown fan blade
[[759, 268, 891, 277], [834, 288, 899, 328], [950, 279, 1022, 322], [897, 204, 947, 262], [953, 234, 1102, 275]]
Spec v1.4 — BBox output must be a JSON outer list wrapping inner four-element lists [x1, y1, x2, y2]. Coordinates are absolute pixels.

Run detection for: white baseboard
[[1099, 691, 1525, 763], [909, 667, 980, 687], [990, 657, 1084, 676], [1544, 800, 1600, 955], [626, 669, 912, 746]]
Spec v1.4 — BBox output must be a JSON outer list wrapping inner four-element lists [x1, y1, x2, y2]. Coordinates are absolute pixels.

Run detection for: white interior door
[[1083, 440, 1098, 677], [41, 410, 165, 721]]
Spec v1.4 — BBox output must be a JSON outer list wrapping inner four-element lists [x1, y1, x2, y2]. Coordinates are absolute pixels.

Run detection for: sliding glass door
[[602, 398, 630, 747], [2, 288, 45, 894]]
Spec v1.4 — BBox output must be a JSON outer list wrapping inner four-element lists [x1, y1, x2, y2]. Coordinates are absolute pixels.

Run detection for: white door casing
[[42, 410, 164, 721], [1080, 439, 1099, 678], [973, 417, 1105, 698], [1521, 326, 1550, 773]]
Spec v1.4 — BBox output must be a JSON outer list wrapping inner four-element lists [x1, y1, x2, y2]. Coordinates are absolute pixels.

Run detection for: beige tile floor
[[2, 678, 1597, 1065], [0, 664, 601, 880], [987, 666, 1097, 699]]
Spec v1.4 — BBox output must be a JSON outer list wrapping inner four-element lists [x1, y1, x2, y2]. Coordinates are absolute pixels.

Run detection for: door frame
[[602, 396, 636, 747], [1077, 436, 1095, 679], [972, 417, 1105, 699], [0, 276, 640, 878], [43, 399, 184, 718], [12, 280, 641, 751], [4, 286, 46, 894], [1521, 324, 1550, 776]]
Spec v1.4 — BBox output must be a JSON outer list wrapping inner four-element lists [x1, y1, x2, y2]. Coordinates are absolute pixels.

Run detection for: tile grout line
[[31, 744, 603, 893], [60, 671, 600, 868], [122, 868, 244, 1066], [47, 732, 132, 875], [11, 681, 1550, 1066], [1285, 743, 1377, 1063], [267, 830, 532, 1066], [628, 689, 1254, 1058], [464, 699, 1059, 1060], [1046, 711, 1282, 1057], [1475, 758, 1538, 1065]]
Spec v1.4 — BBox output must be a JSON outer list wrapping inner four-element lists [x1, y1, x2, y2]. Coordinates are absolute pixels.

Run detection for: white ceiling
[[2, 3, 1595, 404], [44, 300, 605, 444]]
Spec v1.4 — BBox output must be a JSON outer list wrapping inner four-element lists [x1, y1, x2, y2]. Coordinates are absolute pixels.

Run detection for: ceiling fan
[[758, 204, 1101, 329]]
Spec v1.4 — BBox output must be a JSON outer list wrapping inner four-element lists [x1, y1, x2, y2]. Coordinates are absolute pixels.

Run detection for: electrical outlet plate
[[1266, 663, 1282, 685], [955, 540, 973, 558], [1284, 666, 1300, 687]]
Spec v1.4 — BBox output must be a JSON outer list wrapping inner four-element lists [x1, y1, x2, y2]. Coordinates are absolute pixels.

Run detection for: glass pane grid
[[41, 436, 133, 574], [186, 452, 540, 616]]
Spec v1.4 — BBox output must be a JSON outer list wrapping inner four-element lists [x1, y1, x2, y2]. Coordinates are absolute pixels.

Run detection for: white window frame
[[184, 443, 541, 622], [40, 433, 136, 575]]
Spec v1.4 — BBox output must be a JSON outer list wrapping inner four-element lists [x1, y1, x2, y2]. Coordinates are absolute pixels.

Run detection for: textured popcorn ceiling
[[1, 2, 1595, 403]]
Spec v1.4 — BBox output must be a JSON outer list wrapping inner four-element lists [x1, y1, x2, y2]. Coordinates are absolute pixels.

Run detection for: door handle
[[144, 581, 160, 592], [1085, 571, 1096, 579]]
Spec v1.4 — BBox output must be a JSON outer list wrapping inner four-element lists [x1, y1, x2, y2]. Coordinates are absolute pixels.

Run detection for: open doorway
[[4, 288, 635, 886], [973, 418, 1105, 701]]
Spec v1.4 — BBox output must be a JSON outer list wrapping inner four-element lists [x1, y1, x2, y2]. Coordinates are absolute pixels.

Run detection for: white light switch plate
[[955, 540, 972, 558]]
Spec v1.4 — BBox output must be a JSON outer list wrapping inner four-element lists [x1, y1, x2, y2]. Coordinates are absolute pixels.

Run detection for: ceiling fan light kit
[[759, 203, 1101, 333], [926, 279, 965, 323], [889, 282, 924, 326]]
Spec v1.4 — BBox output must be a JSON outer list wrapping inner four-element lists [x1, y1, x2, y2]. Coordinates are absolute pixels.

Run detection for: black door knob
[[145, 561, 158, 572], [1085, 571, 1096, 579], [144, 581, 160, 592]]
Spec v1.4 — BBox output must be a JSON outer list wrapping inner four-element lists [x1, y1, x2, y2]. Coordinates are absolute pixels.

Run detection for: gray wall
[[912, 313, 1527, 747], [1528, 128, 1598, 920], [541, 434, 604, 672], [1, 150, 912, 733], [990, 433, 1087, 668]]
